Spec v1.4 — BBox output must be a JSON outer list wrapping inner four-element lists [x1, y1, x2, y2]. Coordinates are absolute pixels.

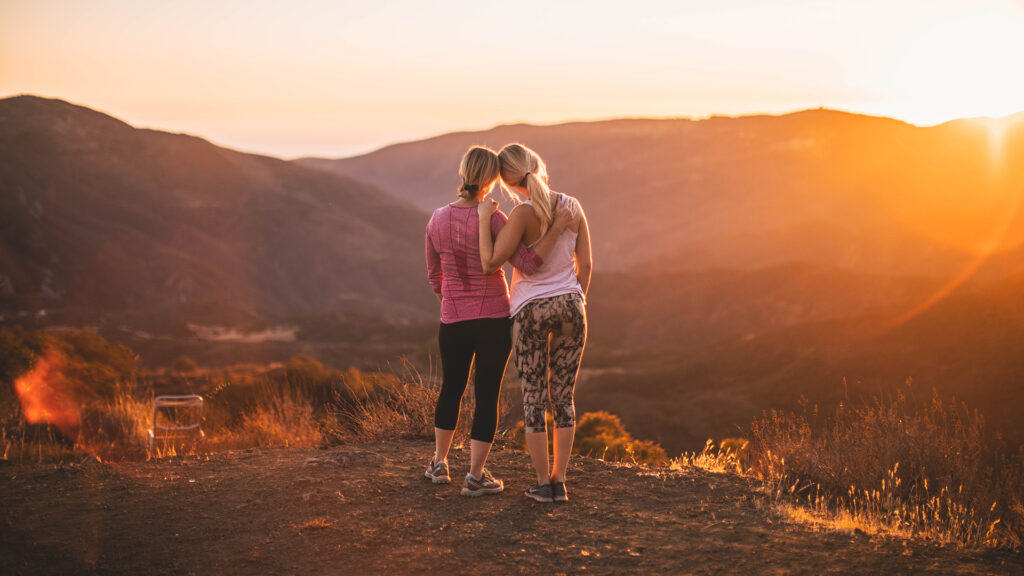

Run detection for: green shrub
[[510, 410, 668, 466]]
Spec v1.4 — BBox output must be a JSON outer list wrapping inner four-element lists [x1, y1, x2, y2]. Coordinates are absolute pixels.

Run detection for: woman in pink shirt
[[478, 143, 592, 503], [424, 145, 571, 496]]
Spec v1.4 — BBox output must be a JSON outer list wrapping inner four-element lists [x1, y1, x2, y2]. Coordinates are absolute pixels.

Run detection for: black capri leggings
[[434, 316, 512, 444]]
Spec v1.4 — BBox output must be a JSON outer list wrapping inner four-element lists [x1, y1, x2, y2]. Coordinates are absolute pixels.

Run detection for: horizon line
[[5, 92, 1023, 162]]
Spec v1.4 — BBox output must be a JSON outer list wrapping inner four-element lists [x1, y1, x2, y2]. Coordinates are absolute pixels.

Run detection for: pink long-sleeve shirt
[[426, 203, 544, 324]]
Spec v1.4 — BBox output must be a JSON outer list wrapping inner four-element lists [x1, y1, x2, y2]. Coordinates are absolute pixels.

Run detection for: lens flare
[[13, 351, 82, 435]]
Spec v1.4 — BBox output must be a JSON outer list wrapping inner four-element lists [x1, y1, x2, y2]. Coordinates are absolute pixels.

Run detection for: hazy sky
[[2, 0, 1022, 158]]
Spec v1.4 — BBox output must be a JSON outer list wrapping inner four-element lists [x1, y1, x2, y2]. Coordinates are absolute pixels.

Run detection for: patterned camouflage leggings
[[512, 293, 587, 433]]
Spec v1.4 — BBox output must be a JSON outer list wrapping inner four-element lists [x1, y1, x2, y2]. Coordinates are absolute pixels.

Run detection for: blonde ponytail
[[522, 172, 554, 235], [498, 143, 554, 235]]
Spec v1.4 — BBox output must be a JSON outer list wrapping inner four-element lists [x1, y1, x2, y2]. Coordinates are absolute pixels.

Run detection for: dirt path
[[2, 441, 1021, 575]]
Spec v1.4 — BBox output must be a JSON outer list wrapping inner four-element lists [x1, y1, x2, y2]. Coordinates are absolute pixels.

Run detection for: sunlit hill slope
[[0, 95, 435, 366], [304, 111, 1024, 451], [3, 95, 1024, 452]]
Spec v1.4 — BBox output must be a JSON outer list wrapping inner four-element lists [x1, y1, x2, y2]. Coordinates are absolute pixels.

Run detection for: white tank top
[[509, 194, 585, 317]]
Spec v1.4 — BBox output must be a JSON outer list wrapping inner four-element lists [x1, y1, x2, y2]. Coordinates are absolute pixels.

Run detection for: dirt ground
[[2, 441, 1021, 576]]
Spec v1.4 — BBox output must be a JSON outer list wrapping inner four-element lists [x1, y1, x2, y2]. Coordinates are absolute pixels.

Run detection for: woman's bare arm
[[479, 201, 573, 274], [574, 208, 593, 296], [479, 202, 524, 273]]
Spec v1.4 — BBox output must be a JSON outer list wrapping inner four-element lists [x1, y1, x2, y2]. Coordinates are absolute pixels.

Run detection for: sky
[[2, 0, 1023, 158]]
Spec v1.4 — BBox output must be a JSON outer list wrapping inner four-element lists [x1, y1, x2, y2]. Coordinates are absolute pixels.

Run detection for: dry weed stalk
[[747, 384, 1023, 549]]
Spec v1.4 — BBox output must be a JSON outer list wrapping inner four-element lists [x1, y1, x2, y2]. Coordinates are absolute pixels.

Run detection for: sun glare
[[982, 118, 1010, 174], [13, 352, 80, 432], [891, 11, 1024, 124]]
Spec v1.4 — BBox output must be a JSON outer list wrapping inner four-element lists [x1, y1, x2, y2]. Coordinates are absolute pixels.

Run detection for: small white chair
[[147, 394, 205, 449]]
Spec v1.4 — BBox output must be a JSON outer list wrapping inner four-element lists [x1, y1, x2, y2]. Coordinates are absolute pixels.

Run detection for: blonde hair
[[457, 146, 500, 200], [497, 143, 554, 235]]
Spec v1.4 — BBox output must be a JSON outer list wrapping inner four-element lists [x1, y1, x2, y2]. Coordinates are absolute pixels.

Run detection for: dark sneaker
[[524, 483, 554, 503], [461, 469, 504, 496], [424, 458, 450, 484], [551, 481, 568, 502]]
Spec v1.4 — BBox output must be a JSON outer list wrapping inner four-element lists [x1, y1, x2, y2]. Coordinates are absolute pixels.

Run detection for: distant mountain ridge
[[301, 109, 1024, 276], [0, 95, 435, 335]]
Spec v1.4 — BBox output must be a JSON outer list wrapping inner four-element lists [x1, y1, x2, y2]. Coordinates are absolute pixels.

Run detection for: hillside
[[5, 96, 1024, 456], [578, 261, 1024, 453], [303, 111, 1024, 452], [301, 110, 1024, 276], [2, 441, 1020, 575], [0, 96, 437, 367]]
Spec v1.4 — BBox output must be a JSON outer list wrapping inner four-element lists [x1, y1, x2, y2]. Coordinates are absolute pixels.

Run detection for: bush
[[231, 388, 323, 449], [334, 378, 437, 442], [283, 355, 392, 409], [0, 326, 46, 385], [1, 327, 139, 402], [172, 356, 199, 374], [511, 410, 668, 466], [0, 327, 455, 461]]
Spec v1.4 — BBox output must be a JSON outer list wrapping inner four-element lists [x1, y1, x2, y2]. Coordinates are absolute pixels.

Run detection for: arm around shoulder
[[482, 205, 530, 273]]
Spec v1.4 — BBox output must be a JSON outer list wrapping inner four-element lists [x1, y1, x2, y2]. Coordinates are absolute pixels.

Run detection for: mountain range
[[3, 95, 1024, 451], [302, 111, 1024, 277], [303, 109, 1024, 450], [0, 95, 436, 366]]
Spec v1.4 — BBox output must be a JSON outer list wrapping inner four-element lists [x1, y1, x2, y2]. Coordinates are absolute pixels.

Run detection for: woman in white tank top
[[477, 143, 593, 503]]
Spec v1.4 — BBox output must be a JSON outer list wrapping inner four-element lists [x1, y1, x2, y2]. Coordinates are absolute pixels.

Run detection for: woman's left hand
[[553, 202, 577, 231], [478, 198, 499, 219]]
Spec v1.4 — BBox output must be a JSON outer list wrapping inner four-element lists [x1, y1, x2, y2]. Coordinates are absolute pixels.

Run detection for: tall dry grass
[[671, 438, 746, 474], [748, 383, 1024, 549], [331, 365, 438, 442], [330, 359, 522, 444]]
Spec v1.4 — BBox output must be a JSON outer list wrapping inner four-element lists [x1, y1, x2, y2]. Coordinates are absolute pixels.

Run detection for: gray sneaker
[[424, 458, 450, 484], [524, 483, 554, 502], [552, 481, 568, 502], [461, 469, 504, 496]]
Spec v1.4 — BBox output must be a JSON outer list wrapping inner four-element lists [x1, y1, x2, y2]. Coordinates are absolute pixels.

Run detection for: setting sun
[[2, 1, 1021, 157], [890, 9, 1024, 124]]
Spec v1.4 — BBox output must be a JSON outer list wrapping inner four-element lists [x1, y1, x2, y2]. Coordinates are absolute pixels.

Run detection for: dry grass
[[332, 360, 512, 444], [0, 348, 441, 462], [671, 439, 745, 475], [0, 336, 515, 464], [1, 421, 80, 463], [6, 329, 1022, 553], [204, 383, 324, 452], [747, 383, 1024, 550], [292, 518, 335, 531], [331, 373, 438, 442]]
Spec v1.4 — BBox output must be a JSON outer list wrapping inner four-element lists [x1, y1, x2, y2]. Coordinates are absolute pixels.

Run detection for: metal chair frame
[[147, 394, 205, 449]]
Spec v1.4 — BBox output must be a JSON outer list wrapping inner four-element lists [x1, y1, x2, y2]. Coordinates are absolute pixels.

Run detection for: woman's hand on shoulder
[[552, 200, 579, 232], [478, 198, 499, 220], [561, 197, 584, 231]]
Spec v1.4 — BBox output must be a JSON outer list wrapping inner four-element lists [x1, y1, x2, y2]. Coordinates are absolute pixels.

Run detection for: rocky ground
[[2, 440, 1021, 575]]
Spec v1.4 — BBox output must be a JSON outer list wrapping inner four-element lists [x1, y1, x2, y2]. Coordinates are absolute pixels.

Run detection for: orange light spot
[[13, 351, 81, 433]]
